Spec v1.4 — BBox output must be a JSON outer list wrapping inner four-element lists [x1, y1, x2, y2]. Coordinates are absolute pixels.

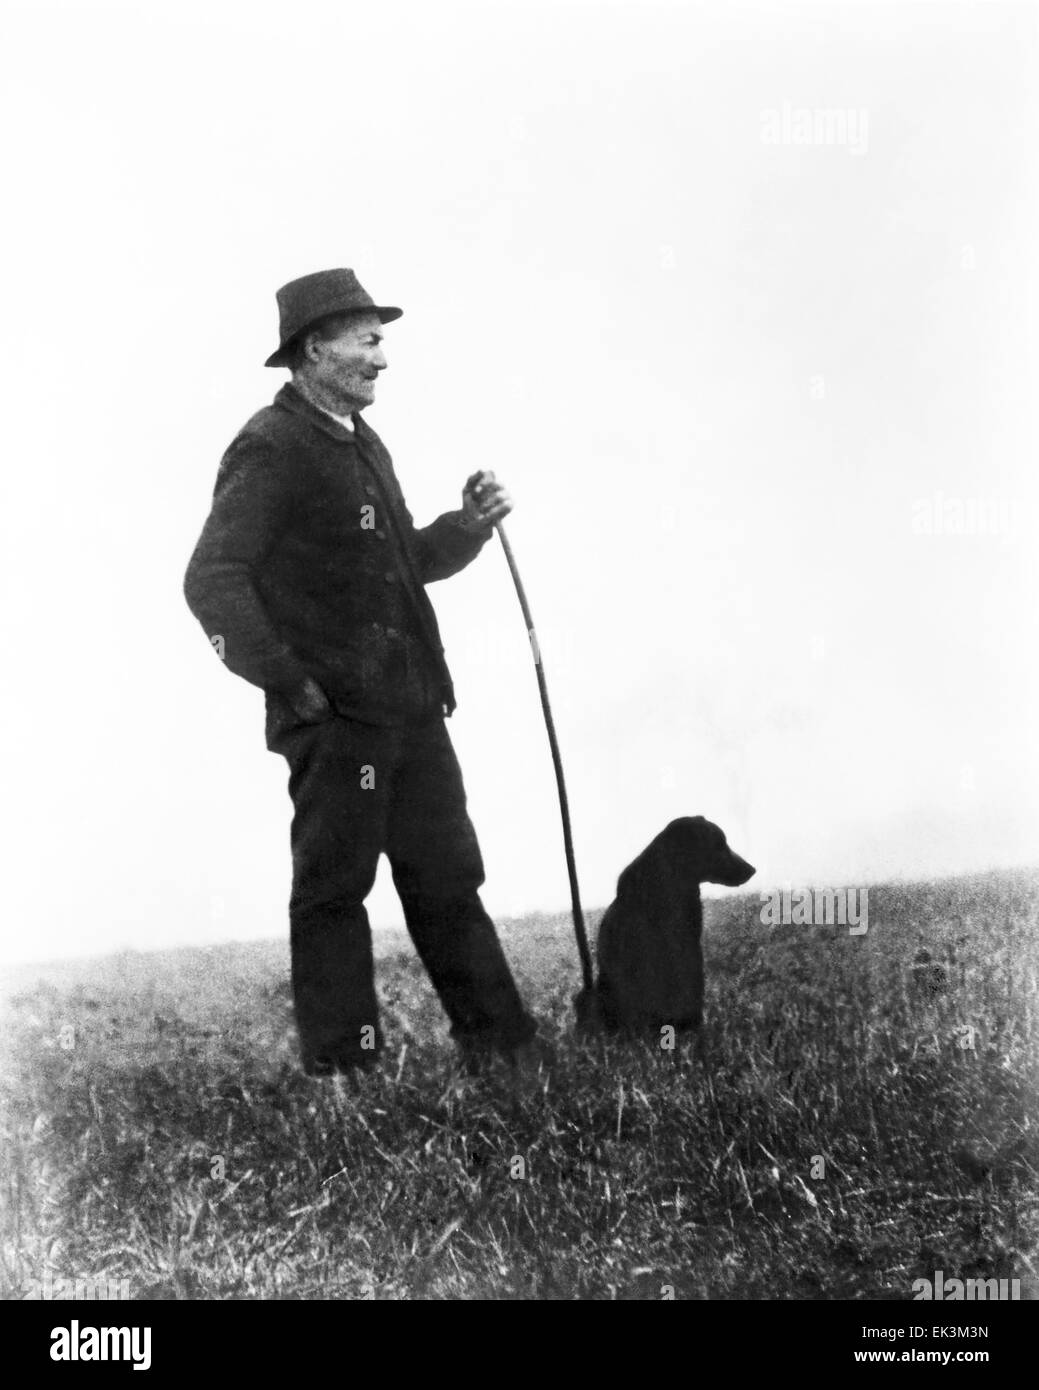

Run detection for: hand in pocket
[[288, 675, 333, 724]]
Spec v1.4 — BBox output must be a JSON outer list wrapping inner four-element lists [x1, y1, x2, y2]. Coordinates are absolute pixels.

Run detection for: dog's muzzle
[[722, 854, 756, 886]]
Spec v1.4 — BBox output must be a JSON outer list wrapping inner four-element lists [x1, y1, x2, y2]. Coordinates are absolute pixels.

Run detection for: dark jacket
[[184, 383, 491, 724]]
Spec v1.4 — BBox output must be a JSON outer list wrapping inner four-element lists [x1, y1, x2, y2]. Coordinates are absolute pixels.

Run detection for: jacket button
[[375, 528, 387, 540], [384, 571, 396, 583], [364, 483, 378, 497]]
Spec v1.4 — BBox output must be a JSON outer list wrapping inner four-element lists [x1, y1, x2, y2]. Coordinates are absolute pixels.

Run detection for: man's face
[[308, 312, 387, 411]]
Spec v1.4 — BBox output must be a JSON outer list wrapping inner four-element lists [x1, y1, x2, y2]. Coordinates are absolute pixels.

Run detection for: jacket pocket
[[264, 688, 335, 750]]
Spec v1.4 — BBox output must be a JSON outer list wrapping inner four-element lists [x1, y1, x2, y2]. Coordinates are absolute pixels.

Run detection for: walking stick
[[493, 520, 596, 1016]]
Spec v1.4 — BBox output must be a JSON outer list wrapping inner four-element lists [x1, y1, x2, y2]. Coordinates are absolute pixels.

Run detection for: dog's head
[[619, 816, 755, 897]]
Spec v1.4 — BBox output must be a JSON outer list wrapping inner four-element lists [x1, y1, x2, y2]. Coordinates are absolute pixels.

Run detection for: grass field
[[2, 868, 1037, 1301]]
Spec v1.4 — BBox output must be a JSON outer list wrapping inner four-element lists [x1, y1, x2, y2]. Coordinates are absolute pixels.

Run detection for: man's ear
[[301, 330, 322, 364]]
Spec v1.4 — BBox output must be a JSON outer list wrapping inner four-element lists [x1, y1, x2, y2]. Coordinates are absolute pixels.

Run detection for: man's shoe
[[304, 1053, 380, 1079], [506, 1037, 556, 1076], [455, 1042, 494, 1078], [455, 1033, 553, 1079]]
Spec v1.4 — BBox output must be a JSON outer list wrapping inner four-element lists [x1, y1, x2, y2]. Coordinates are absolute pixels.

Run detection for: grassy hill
[[2, 869, 1037, 1300]]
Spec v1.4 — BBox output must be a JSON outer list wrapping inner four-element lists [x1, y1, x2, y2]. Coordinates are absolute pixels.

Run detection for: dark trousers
[[266, 699, 537, 1072]]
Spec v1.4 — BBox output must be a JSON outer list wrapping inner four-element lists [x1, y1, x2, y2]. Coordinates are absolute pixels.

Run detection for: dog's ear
[[616, 844, 655, 899], [616, 822, 687, 898], [616, 835, 670, 899]]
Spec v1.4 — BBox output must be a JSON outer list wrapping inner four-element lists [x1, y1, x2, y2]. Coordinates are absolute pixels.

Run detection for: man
[[184, 268, 540, 1077]]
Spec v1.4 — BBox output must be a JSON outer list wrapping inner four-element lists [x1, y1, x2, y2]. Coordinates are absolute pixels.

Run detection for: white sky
[[1, 0, 1036, 966]]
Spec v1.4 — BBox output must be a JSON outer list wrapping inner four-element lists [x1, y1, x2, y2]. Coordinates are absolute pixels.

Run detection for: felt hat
[[265, 268, 402, 368]]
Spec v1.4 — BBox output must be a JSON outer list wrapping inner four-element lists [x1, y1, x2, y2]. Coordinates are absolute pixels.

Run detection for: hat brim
[[264, 305, 404, 368]]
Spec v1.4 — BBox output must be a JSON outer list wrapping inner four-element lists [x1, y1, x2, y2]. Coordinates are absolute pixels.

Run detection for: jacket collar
[[274, 380, 362, 444]]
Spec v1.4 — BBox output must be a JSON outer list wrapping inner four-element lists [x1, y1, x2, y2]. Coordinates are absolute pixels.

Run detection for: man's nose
[[371, 350, 388, 371]]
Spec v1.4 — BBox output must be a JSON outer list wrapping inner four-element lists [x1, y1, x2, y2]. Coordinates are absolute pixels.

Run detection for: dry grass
[[2, 869, 1038, 1300]]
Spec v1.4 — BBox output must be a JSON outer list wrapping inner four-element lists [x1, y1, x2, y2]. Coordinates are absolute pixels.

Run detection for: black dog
[[577, 817, 755, 1039]]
